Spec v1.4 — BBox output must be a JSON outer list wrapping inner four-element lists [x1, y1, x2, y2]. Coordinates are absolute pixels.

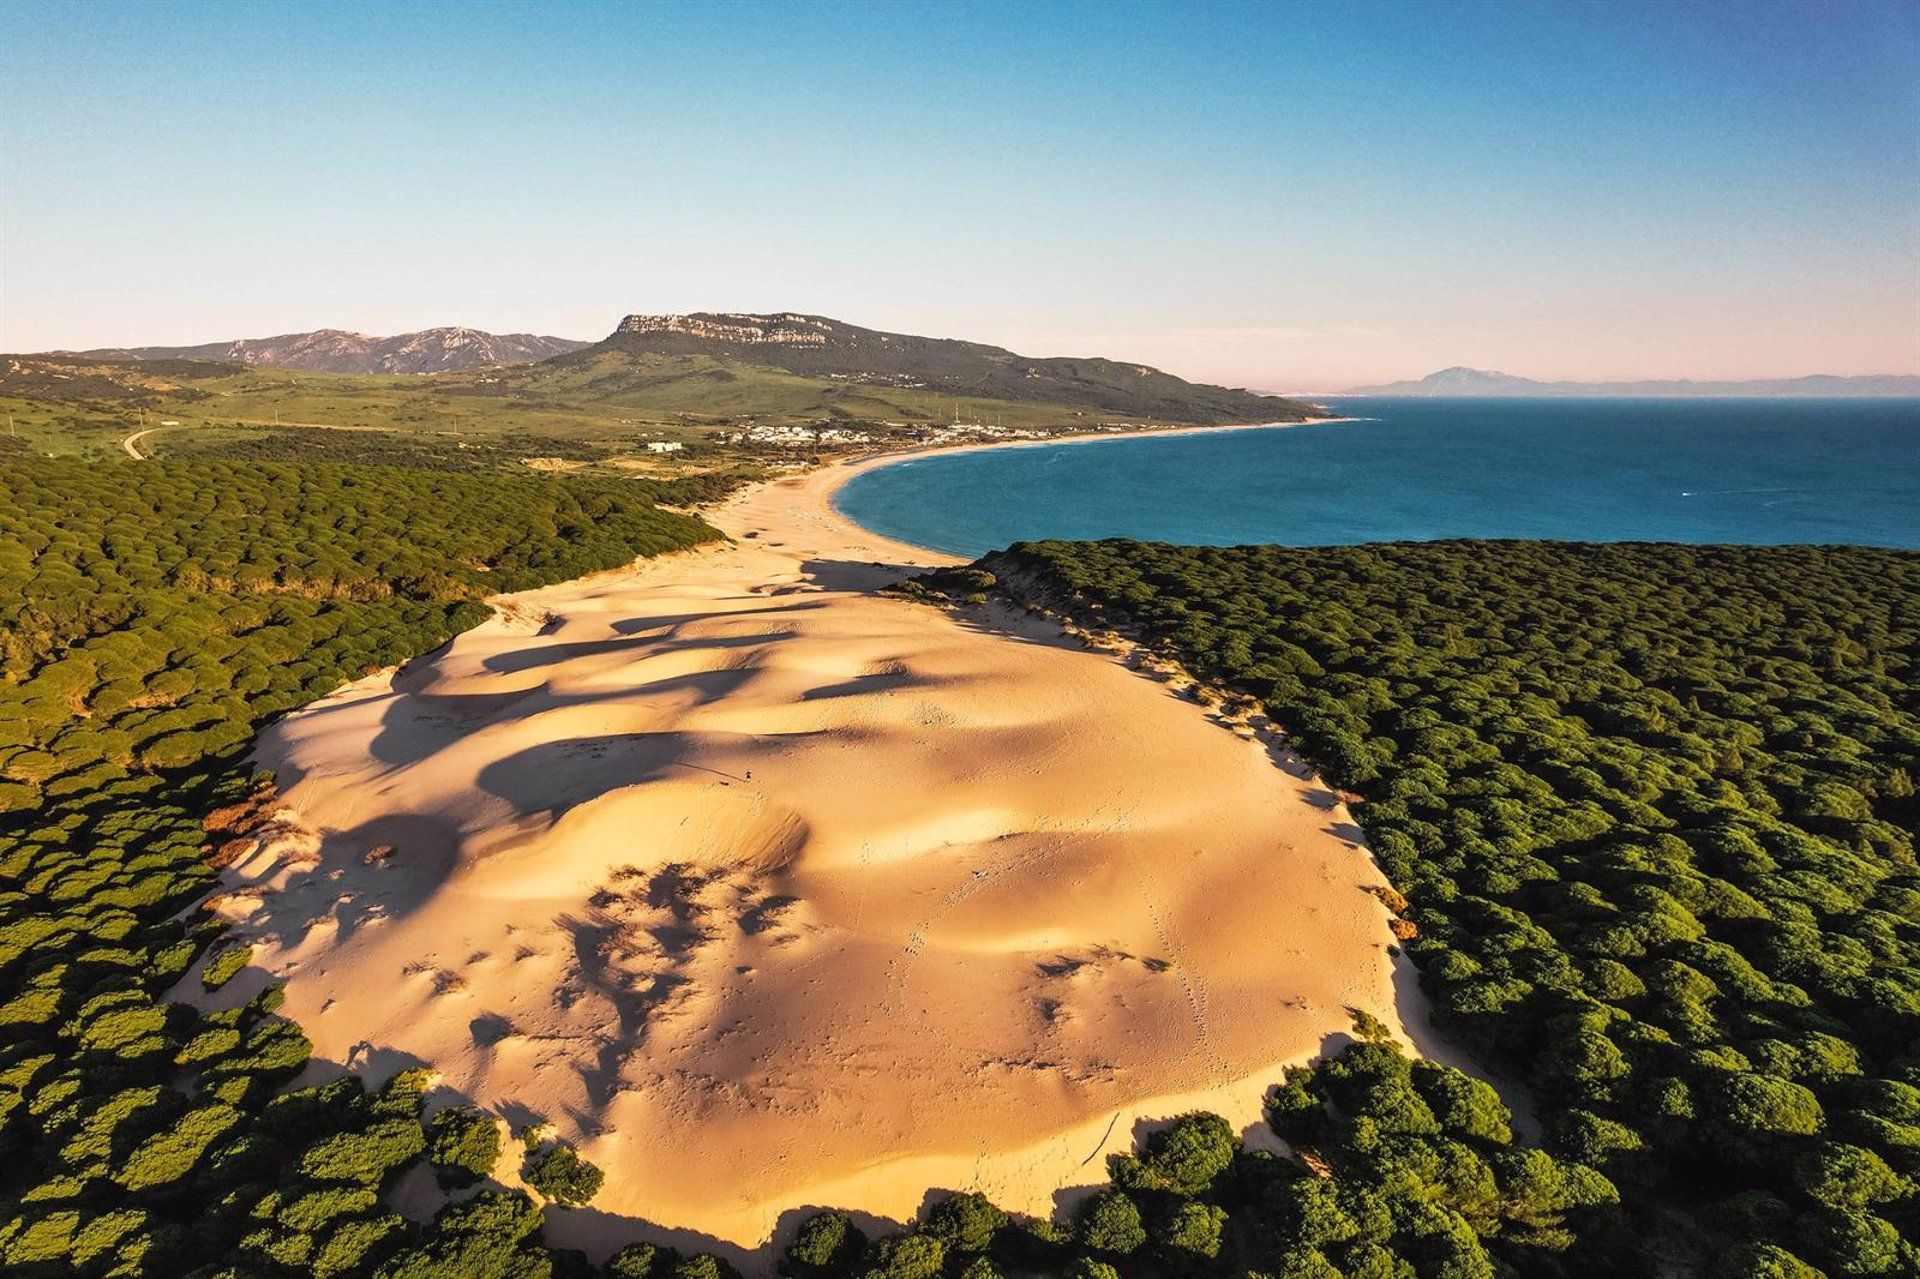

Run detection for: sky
[[2, 0, 1916, 389]]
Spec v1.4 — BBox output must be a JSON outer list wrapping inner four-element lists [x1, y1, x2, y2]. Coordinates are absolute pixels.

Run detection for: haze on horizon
[[2, 0, 1916, 390]]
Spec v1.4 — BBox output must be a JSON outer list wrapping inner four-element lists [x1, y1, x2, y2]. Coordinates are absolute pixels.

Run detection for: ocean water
[[835, 398, 1920, 556]]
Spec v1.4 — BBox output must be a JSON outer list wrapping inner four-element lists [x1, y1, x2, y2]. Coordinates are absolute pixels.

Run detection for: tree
[[606, 1242, 667, 1278], [1158, 1201, 1226, 1260], [1794, 1207, 1910, 1277], [780, 1211, 865, 1278], [1713, 1242, 1824, 1279], [1064, 1259, 1119, 1279], [1075, 1190, 1145, 1255], [1794, 1142, 1910, 1209], [1412, 1062, 1511, 1146], [425, 1106, 501, 1188], [1710, 1074, 1825, 1146], [298, 1117, 426, 1187], [861, 1234, 943, 1279], [924, 1192, 1006, 1254], [115, 1102, 240, 1190], [1114, 1112, 1238, 1196], [380, 1190, 547, 1279]]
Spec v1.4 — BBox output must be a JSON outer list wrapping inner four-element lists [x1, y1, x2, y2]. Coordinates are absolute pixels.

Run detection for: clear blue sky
[[3, 0, 1915, 386]]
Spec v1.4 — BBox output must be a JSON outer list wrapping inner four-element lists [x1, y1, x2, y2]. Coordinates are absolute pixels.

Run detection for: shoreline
[[782, 414, 1367, 558]]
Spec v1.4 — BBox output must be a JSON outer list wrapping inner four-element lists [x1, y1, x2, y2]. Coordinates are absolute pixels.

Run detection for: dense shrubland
[[150, 426, 760, 495], [775, 1040, 1624, 1279], [0, 458, 719, 810], [0, 456, 715, 1276], [974, 539, 1920, 1275]]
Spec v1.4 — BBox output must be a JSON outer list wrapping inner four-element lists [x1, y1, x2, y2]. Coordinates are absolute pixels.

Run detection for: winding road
[[120, 426, 167, 459]]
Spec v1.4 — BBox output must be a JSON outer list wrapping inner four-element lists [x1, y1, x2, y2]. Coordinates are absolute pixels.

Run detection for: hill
[[555, 311, 1321, 424], [1344, 365, 1920, 397], [4, 315, 1325, 459], [67, 326, 589, 374]]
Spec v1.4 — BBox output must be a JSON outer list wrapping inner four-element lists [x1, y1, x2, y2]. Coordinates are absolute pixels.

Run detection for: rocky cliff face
[[71, 327, 589, 374], [615, 313, 833, 347]]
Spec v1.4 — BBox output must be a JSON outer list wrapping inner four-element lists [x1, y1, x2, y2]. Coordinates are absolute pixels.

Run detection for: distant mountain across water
[[1340, 366, 1920, 398], [63, 327, 590, 374]]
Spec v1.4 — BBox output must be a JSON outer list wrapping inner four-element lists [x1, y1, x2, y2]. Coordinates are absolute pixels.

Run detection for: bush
[[924, 1192, 1007, 1253], [522, 1141, 604, 1207], [1075, 1190, 1145, 1255], [1064, 1259, 1120, 1279], [1115, 1112, 1238, 1196], [607, 1242, 667, 1278], [298, 1117, 426, 1186], [781, 1211, 866, 1277], [673, 1256, 738, 1279], [425, 1106, 502, 1188], [1158, 1201, 1226, 1260], [1794, 1141, 1911, 1209], [862, 1234, 943, 1279], [199, 943, 253, 990]]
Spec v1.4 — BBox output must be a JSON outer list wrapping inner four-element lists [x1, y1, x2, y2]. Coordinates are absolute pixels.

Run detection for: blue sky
[[3, 0, 1915, 386]]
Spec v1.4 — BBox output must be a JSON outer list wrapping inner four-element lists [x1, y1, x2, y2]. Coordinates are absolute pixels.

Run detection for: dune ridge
[[217, 453, 1432, 1263]]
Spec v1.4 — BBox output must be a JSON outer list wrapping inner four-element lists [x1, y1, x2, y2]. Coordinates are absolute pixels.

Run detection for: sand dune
[[219, 454, 1430, 1263]]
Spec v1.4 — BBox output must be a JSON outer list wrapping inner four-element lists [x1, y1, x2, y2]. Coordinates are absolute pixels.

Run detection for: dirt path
[[120, 426, 166, 458]]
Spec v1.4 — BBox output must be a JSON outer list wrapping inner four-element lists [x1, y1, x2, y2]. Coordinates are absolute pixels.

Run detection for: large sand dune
[[219, 453, 1428, 1261]]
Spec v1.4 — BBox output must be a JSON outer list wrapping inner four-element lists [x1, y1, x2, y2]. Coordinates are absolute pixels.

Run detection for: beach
[[216, 438, 1432, 1267]]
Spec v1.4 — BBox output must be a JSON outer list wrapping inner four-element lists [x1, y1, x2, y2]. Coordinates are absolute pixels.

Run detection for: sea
[[835, 398, 1920, 556]]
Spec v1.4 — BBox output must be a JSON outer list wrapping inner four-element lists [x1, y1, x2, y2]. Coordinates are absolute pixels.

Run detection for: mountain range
[[10, 313, 1322, 439], [68, 327, 589, 375], [1342, 366, 1920, 397]]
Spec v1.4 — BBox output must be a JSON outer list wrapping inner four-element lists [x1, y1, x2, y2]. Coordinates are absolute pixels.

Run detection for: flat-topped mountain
[[69, 327, 589, 375], [560, 311, 1321, 424], [1345, 365, 1920, 397]]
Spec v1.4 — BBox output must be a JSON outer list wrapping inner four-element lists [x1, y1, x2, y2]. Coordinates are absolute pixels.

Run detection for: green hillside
[[5, 315, 1320, 458], [582, 312, 1315, 424]]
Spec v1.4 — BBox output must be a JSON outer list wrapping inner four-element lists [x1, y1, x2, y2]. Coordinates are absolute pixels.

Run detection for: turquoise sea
[[836, 398, 1920, 555]]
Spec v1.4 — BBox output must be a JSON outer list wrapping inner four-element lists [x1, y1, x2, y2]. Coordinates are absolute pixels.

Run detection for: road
[[122, 417, 382, 459], [121, 426, 167, 459]]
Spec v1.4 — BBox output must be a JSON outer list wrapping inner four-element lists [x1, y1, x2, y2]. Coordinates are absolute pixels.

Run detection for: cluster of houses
[[720, 420, 1052, 451]]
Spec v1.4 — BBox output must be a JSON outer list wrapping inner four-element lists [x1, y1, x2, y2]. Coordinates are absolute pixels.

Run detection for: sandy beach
[[217, 431, 1433, 1268]]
